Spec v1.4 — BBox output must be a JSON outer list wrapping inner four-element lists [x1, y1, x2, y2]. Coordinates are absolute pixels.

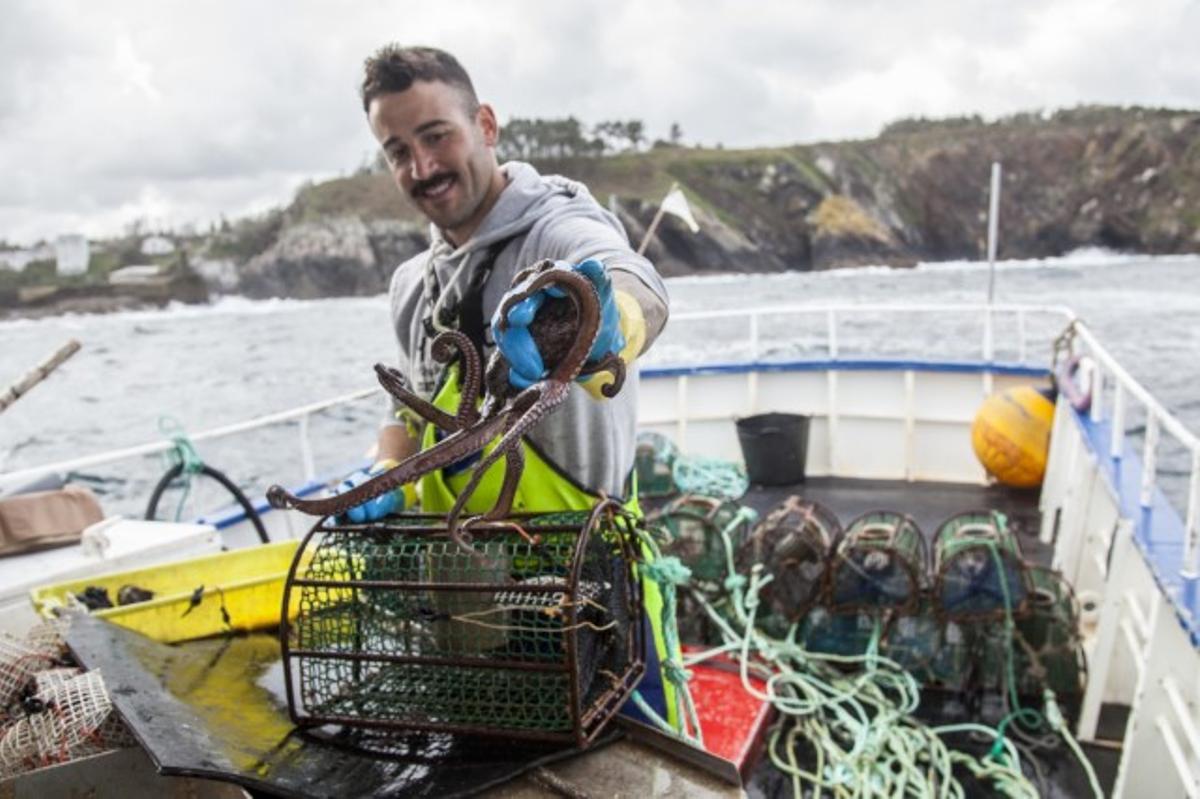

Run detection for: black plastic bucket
[[736, 412, 810, 485]]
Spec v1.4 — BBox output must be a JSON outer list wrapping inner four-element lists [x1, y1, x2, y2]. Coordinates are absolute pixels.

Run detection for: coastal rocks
[[806, 195, 910, 270], [192, 258, 239, 293], [613, 198, 784, 276], [237, 217, 426, 299]]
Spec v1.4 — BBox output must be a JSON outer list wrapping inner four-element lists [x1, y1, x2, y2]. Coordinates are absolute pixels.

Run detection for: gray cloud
[[1, 0, 1196, 244]]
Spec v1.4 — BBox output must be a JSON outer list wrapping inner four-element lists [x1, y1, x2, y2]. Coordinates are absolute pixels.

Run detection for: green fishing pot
[[829, 510, 926, 615], [933, 510, 1029, 620]]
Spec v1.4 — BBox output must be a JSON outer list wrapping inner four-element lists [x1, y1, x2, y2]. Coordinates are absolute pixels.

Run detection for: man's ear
[[477, 103, 499, 147]]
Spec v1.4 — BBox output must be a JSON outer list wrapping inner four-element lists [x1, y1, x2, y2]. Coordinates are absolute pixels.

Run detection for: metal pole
[[986, 162, 1001, 304], [636, 182, 678, 256], [0, 339, 82, 414]]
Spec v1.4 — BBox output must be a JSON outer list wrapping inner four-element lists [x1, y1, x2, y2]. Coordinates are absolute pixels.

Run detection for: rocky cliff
[[199, 106, 1200, 296]]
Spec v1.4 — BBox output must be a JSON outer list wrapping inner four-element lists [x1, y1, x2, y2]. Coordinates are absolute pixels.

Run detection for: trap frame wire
[[278, 499, 646, 748]]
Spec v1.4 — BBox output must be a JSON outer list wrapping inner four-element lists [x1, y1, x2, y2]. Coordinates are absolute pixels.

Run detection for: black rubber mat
[[65, 614, 611, 798]]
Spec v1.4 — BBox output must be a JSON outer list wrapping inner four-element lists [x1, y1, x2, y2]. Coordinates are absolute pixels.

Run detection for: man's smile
[[414, 173, 457, 201]]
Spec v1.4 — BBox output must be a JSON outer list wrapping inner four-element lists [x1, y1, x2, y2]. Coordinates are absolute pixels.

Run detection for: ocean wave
[[663, 249, 1200, 287], [915, 247, 1200, 273], [0, 293, 391, 331]]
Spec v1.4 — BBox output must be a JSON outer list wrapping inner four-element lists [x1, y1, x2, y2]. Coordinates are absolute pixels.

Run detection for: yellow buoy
[[971, 386, 1055, 488]]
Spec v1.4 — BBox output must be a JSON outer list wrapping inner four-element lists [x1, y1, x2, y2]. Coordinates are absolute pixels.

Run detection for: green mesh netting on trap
[[635, 431, 679, 499], [829, 511, 926, 615], [1011, 567, 1085, 700], [934, 511, 1029, 620], [737, 496, 841, 636], [284, 510, 642, 741]]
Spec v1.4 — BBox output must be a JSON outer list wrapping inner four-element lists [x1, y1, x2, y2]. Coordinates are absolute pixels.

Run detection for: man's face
[[368, 80, 501, 243]]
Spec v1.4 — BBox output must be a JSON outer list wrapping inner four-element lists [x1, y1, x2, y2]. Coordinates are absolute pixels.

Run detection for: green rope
[[157, 416, 204, 522], [671, 456, 748, 500], [674, 514, 1043, 798], [632, 528, 705, 746]]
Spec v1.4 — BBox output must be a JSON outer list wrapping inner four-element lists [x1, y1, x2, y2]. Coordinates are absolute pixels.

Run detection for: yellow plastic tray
[[30, 540, 304, 643]]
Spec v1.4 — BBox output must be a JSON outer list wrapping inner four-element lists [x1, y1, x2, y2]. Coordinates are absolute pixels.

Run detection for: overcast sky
[[2, 0, 1197, 245]]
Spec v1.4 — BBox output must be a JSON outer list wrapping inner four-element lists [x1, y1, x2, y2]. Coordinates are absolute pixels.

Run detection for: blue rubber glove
[[335, 460, 408, 523], [491, 259, 625, 390]]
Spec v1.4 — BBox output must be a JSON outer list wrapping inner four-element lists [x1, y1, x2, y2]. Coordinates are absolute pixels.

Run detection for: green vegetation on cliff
[[12, 105, 1196, 312]]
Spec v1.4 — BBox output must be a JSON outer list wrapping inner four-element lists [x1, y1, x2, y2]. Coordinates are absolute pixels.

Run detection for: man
[[341, 45, 677, 728]]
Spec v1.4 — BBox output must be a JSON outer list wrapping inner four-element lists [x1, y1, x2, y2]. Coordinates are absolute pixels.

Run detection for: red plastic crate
[[685, 646, 777, 776]]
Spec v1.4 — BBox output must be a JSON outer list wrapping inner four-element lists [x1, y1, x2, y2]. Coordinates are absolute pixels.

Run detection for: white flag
[[660, 187, 700, 233]]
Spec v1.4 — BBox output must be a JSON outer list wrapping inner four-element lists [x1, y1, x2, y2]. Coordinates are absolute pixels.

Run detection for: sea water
[[2, 250, 1198, 519]]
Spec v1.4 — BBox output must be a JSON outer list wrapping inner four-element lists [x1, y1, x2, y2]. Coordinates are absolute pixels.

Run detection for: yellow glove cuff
[[580, 290, 646, 401]]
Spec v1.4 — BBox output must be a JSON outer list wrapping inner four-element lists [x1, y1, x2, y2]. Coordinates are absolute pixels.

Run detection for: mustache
[[411, 172, 456, 199]]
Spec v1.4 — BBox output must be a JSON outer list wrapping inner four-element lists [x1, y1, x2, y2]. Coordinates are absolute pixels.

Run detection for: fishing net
[[0, 640, 56, 718], [649, 495, 756, 645], [634, 431, 679, 498], [282, 506, 645, 746], [934, 511, 1029, 620], [829, 511, 926, 615], [0, 622, 133, 779], [881, 605, 970, 690], [1012, 567, 1086, 707], [653, 494, 753, 586], [737, 497, 840, 636]]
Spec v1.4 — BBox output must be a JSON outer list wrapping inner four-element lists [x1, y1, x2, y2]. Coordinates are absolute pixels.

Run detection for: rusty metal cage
[[737, 497, 841, 634], [634, 431, 679, 499], [279, 502, 645, 747], [829, 511, 926, 615], [653, 494, 753, 586], [1012, 567, 1086, 702]]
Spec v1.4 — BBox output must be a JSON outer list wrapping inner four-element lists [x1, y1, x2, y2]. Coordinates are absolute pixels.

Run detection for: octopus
[[266, 260, 626, 553]]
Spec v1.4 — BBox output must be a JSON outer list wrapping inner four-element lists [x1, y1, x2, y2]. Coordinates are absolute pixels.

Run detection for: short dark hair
[[360, 45, 479, 113]]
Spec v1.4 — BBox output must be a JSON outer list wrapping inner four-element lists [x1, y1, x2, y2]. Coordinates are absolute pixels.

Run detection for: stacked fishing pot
[[279, 503, 645, 747]]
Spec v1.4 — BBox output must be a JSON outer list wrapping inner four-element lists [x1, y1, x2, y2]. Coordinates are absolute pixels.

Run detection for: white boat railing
[[0, 386, 381, 493], [651, 301, 1074, 365], [1070, 320, 1200, 577], [0, 303, 1075, 496]]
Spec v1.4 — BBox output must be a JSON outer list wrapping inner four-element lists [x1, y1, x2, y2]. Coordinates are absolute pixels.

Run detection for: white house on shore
[[54, 235, 89, 276]]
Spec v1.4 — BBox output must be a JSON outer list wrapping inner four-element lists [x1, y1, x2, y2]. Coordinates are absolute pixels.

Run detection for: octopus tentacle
[[374, 364, 458, 431], [269, 260, 628, 553], [431, 331, 483, 425], [266, 409, 510, 517]]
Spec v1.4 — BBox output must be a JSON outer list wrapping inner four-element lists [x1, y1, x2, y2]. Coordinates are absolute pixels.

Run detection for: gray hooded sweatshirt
[[384, 161, 670, 498]]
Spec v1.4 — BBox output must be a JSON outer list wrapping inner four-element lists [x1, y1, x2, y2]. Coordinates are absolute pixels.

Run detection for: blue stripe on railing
[[1073, 410, 1200, 645], [642, 358, 1049, 379]]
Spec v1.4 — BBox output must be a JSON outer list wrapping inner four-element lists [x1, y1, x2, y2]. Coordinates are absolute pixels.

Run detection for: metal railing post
[[1140, 414, 1160, 509], [299, 412, 316, 482], [1110, 384, 1126, 460], [826, 309, 838, 359], [1090, 361, 1104, 423], [1183, 449, 1200, 579], [1017, 309, 1027, 364]]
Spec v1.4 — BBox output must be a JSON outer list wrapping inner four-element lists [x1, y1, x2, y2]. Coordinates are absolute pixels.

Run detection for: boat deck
[[56, 477, 1120, 798]]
